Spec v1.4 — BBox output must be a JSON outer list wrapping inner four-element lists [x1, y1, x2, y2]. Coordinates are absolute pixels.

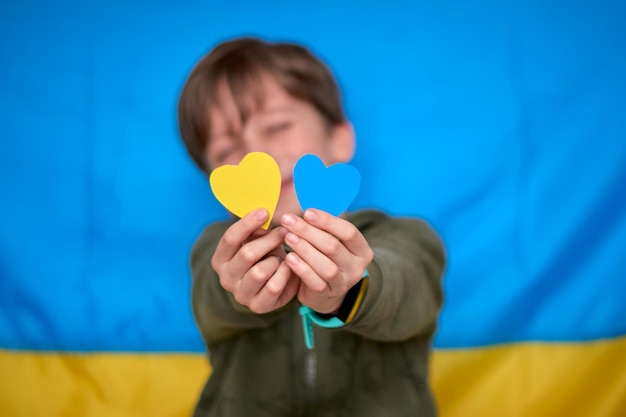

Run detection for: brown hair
[[177, 37, 346, 172]]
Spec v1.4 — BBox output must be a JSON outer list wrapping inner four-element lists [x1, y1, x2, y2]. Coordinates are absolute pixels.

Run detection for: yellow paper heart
[[209, 152, 281, 230]]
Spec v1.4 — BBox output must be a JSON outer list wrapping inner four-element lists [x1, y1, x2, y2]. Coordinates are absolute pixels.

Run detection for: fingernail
[[278, 227, 288, 237], [286, 233, 300, 244], [256, 209, 268, 221], [286, 253, 299, 265], [282, 213, 296, 226], [304, 210, 317, 221]]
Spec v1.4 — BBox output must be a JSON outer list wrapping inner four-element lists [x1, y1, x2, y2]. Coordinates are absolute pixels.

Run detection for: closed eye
[[265, 122, 292, 136], [212, 143, 238, 165], [216, 147, 234, 163]]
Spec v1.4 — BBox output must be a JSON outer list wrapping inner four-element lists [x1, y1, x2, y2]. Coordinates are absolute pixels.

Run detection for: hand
[[211, 208, 299, 314], [279, 209, 374, 314]]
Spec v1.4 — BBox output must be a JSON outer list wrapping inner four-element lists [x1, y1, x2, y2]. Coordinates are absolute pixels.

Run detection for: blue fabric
[[1, 1, 625, 352]]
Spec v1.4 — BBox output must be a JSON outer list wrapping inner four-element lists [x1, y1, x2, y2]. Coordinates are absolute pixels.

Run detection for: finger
[[285, 251, 329, 293], [283, 231, 344, 289], [228, 227, 284, 279], [278, 274, 300, 307], [262, 261, 293, 296], [213, 209, 270, 266], [281, 213, 352, 269], [249, 262, 294, 313], [303, 209, 371, 256], [236, 255, 281, 304]]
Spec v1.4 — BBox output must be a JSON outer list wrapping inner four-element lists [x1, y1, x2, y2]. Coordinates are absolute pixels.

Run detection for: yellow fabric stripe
[[431, 335, 626, 417], [2, 336, 625, 416], [345, 275, 369, 324], [0, 351, 210, 417]]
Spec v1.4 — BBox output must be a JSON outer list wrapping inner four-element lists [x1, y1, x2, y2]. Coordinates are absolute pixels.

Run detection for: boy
[[178, 37, 445, 417]]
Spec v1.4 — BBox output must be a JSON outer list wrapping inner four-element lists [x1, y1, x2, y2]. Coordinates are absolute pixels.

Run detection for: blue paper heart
[[293, 154, 361, 216]]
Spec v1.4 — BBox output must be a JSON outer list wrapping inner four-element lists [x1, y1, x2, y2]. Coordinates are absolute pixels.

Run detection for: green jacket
[[191, 210, 445, 417]]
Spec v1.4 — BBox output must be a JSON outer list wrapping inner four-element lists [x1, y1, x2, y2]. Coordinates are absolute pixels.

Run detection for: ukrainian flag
[[1, 1, 625, 416]]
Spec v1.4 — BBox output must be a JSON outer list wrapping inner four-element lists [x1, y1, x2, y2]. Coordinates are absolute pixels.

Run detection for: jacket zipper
[[300, 306, 317, 413], [304, 349, 317, 408]]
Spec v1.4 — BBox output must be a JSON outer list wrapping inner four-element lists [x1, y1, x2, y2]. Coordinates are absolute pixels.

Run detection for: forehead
[[208, 73, 298, 132]]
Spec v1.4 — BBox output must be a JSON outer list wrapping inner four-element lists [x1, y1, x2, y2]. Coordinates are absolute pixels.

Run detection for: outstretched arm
[[279, 209, 445, 342]]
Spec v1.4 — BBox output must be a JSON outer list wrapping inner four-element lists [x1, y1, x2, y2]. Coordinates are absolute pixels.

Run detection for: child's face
[[205, 74, 354, 225]]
